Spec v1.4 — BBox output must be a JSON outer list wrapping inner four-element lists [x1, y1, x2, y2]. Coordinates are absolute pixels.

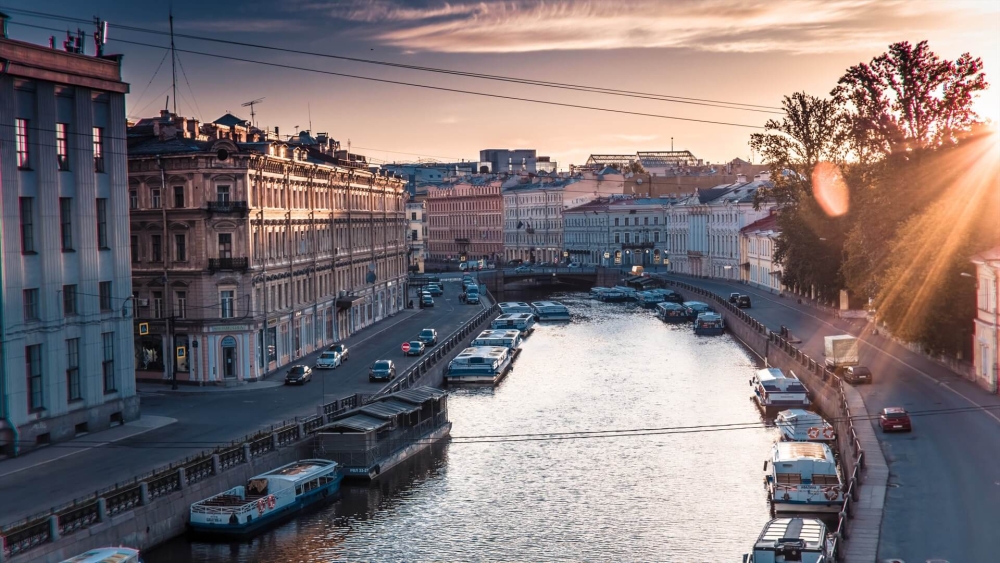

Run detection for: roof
[[756, 367, 787, 380], [741, 212, 779, 234], [777, 409, 822, 422], [323, 413, 391, 432], [971, 245, 1000, 264], [774, 441, 834, 462], [755, 518, 825, 547], [360, 399, 421, 419], [213, 113, 249, 128], [60, 548, 140, 563], [262, 459, 336, 482], [883, 406, 908, 414], [389, 386, 447, 405]]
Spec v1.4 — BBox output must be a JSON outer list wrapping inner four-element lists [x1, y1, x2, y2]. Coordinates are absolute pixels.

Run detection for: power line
[[2, 7, 783, 113], [126, 49, 169, 120]]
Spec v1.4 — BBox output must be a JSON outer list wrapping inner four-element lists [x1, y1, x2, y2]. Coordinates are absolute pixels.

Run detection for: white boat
[[745, 517, 832, 563], [491, 312, 536, 334], [498, 301, 534, 314], [445, 346, 513, 383], [189, 459, 343, 536], [765, 442, 844, 513], [531, 301, 571, 321], [776, 409, 836, 443], [471, 329, 523, 350], [693, 312, 725, 335], [61, 547, 141, 563], [750, 368, 811, 414]]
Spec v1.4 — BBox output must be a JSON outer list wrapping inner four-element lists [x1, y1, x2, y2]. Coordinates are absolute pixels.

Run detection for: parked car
[[315, 351, 342, 369], [369, 360, 396, 382], [737, 295, 752, 308], [879, 407, 912, 432], [284, 365, 313, 385], [421, 294, 435, 307], [844, 365, 873, 384], [328, 343, 349, 361], [463, 290, 480, 304], [418, 328, 438, 346], [729, 292, 741, 304], [514, 265, 533, 274], [405, 340, 426, 356], [568, 262, 581, 268], [426, 284, 444, 296]]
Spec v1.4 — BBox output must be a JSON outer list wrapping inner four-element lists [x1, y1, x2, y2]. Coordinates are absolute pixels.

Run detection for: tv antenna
[[241, 97, 265, 128]]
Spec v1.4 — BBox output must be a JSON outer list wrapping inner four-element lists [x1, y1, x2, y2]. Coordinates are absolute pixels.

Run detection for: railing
[[105, 486, 142, 517], [208, 257, 250, 272], [206, 200, 249, 214]]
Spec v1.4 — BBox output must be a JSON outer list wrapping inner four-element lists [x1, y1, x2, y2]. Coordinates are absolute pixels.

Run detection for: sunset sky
[[5, 0, 998, 168]]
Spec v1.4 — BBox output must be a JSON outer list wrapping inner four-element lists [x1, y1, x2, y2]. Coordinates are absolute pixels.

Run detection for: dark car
[[369, 360, 396, 382], [879, 407, 912, 432], [284, 365, 312, 385], [421, 294, 435, 307], [737, 295, 752, 308], [405, 340, 426, 356], [844, 365, 873, 384], [729, 292, 741, 304], [426, 284, 444, 296], [418, 328, 438, 346], [328, 343, 349, 361]]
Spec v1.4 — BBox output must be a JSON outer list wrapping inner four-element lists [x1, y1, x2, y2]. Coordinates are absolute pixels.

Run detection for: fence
[[663, 277, 866, 562]]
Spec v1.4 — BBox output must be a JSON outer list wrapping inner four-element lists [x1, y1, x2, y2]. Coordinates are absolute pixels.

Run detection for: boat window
[[762, 382, 779, 391], [786, 383, 807, 392], [775, 473, 802, 484], [813, 474, 839, 485], [296, 486, 302, 495]]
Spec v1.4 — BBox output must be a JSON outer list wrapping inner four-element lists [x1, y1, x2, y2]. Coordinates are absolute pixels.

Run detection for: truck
[[824, 335, 859, 370]]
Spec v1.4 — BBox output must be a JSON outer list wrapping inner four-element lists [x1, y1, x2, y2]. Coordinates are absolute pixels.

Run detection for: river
[[147, 291, 777, 562]]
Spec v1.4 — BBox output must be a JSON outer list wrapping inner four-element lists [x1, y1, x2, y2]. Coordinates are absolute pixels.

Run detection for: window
[[654, 231, 661, 243], [60, 198, 73, 250], [614, 232, 621, 244], [152, 291, 163, 319], [93, 127, 104, 172], [96, 198, 109, 248], [56, 123, 69, 170], [654, 217, 659, 225], [66, 338, 81, 402], [217, 185, 231, 203], [218, 233, 233, 258], [411, 212, 417, 220], [131, 235, 139, 262], [26, 344, 43, 411], [99, 281, 112, 311], [102, 332, 115, 393], [151, 235, 162, 262], [625, 232, 632, 244], [174, 234, 186, 262], [411, 229, 418, 241], [644, 217, 649, 225], [151, 188, 161, 209], [614, 217, 619, 227], [175, 291, 187, 319], [625, 218, 630, 226], [220, 290, 235, 319], [63, 284, 78, 316], [16, 118, 30, 169], [129, 189, 138, 209], [173, 186, 184, 208], [20, 197, 35, 253], [23, 289, 40, 321]]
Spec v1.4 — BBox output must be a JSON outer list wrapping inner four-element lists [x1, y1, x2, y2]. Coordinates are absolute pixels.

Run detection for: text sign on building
[[209, 324, 250, 333]]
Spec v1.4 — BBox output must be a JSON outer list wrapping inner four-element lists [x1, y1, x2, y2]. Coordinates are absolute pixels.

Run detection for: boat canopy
[[773, 441, 835, 464], [360, 399, 422, 419], [324, 413, 391, 433], [390, 386, 447, 405], [657, 302, 685, 310], [754, 517, 826, 550]]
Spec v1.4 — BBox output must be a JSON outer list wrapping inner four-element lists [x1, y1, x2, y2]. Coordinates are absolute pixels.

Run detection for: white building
[[406, 200, 427, 273], [971, 246, 999, 393], [740, 212, 783, 292], [564, 196, 677, 267], [1, 27, 139, 454]]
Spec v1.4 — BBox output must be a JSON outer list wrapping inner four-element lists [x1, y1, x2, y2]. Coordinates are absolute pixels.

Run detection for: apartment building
[[564, 196, 676, 267], [425, 178, 503, 263], [971, 246, 1000, 393], [406, 200, 427, 273], [127, 115, 408, 384], [740, 211, 783, 292], [1, 25, 138, 453]]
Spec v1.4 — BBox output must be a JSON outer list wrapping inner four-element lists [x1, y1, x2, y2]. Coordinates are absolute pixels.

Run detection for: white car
[[315, 351, 342, 369]]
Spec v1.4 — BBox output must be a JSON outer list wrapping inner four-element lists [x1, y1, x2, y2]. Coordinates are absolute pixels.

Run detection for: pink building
[[425, 179, 503, 264]]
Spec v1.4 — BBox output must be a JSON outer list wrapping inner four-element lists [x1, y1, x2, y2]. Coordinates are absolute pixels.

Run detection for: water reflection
[[147, 293, 777, 562]]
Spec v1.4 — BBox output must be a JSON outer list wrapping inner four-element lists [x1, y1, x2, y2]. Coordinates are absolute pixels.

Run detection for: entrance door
[[221, 336, 237, 378]]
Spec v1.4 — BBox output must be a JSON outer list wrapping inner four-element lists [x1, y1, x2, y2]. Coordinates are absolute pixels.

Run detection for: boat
[[316, 386, 451, 480], [765, 442, 844, 513], [61, 547, 141, 563], [589, 286, 611, 299], [446, 346, 514, 383], [636, 290, 667, 308], [590, 287, 628, 302], [612, 286, 638, 301], [744, 517, 832, 563], [775, 409, 836, 443], [189, 459, 343, 537], [498, 301, 534, 314], [693, 312, 725, 335], [471, 329, 523, 351], [655, 302, 688, 323], [491, 312, 536, 335], [682, 301, 713, 320], [531, 301, 571, 321], [750, 368, 811, 415]]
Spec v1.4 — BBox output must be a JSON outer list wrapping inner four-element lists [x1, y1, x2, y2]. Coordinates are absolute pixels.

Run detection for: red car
[[879, 407, 912, 432]]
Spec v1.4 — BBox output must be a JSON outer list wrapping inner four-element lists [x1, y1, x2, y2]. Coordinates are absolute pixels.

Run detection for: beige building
[[127, 113, 408, 384], [425, 179, 503, 264], [740, 212, 783, 292], [971, 246, 1000, 393], [406, 200, 427, 273]]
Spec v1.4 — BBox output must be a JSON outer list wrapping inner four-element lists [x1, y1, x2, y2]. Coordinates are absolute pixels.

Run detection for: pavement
[[666, 275, 1000, 563], [0, 281, 484, 525]]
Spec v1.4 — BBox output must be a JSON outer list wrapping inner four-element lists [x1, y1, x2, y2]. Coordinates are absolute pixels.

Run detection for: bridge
[[478, 266, 621, 299]]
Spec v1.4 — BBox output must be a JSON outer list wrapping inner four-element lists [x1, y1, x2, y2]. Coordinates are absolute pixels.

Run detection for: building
[[563, 196, 678, 267], [425, 178, 503, 265], [382, 161, 488, 195], [479, 149, 556, 175], [1, 21, 139, 454], [740, 211, 783, 292], [406, 200, 427, 273], [971, 246, 1000, 393], [127, 113, 408, 385]]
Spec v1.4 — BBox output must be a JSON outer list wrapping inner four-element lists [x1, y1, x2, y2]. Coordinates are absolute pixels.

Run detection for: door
[[221, 336, 237, 378]]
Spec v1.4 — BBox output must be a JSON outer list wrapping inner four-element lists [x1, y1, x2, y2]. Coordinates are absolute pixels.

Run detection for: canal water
[[147, 292, 777, 562]]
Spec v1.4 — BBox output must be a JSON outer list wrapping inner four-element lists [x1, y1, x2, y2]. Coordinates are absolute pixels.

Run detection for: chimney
[[737, 173, 747, 183]]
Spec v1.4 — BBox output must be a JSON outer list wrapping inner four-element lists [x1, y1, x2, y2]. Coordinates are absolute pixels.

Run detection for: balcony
[[206, 201, 249, 216], [208, 257, 249, 273]]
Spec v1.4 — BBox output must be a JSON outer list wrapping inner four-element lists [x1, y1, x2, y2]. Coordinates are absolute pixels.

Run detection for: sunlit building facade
[[972, 246, 1000, 393]]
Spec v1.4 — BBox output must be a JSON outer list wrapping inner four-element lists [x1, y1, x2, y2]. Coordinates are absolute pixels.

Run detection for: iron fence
[[57, 502, 99, 536], [105, 485, 142, 517]]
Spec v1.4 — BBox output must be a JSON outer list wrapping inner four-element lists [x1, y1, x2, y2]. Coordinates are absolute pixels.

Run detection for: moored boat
[[531, 301, 571, 321], [189, 459, 343, 537], [655, 302, 688, 323], [765, 442, 844, 513], [775, 409, 836, 443], [744, 517, 832, 563], [61, 547, 141, 563], [612, 286, 638, 301], [471, 329, 523, 351], [750, 368, 811, 415], [491, 312, 536, 335], [693, 312, 725, 335], [636, 290, 666, 308], [446, 346, 513, 383], [498, 301, 533, 314], [682, 301, 713, 320]]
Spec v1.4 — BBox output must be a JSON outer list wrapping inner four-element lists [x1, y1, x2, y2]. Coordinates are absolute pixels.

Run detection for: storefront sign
[[209, 324, 250, 333], [267, 318, 278, 327]]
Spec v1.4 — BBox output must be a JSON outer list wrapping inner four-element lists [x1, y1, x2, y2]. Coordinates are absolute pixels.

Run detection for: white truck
[[824, 335, 859, 370]]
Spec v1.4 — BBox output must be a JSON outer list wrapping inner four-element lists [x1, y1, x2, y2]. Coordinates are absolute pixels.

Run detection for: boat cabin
[[694, 312, 725, 335], [498, 302, 534, 314], [656, 302, 688, 322], [683, 301, 713, 318], [491, 313, 536, 333], [61, 547, 141, 563], [636, 290, 667, 308], [531, 301, 571, 321], [776, 409, 836, 442], [446, 346, 513, 383], [751, 368, 811, 412], [471, 329, 523, 350], [765, 442, 843, 513], [745, 517, 830, 563]]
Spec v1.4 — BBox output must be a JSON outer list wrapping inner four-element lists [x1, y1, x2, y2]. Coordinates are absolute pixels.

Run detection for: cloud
[[297, 0, 998, 54]]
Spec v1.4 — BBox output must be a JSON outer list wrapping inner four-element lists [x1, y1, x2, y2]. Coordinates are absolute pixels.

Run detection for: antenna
[[169, 10, 177, 115], [242, 97, 265, 128], [308, 102, 312, 133]]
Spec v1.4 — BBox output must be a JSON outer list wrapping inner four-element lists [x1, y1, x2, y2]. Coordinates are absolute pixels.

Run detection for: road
[[0, 279, 483, 524], [667, 275, 1000, 563]]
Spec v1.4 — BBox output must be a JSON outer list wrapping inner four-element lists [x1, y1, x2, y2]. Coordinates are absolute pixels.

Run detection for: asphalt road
[[0, 280, 483, 524], [668, 276, 1000, 563]]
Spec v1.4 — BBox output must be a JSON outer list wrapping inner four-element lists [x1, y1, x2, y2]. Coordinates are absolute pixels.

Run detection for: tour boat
[[750, 367, 811, 415], [189, 459, 343, 537], [775, 409, 836, 443], [61, 547, 141, 563], [471, 329, 523, 351], [446, 346, 513, 383], [655, 302, 688, 323], [591, 287, 628, 302], [765, 442, 844, 513], [636, 290, 667, 308], [612, 286, 638, 301], [683, 301, 713, 320], [491, 312, 536, 335], [498, 301, 534, 315], [693, 312, 725, 335], [531, 301, 571, 321], [745, 518, 832, 563]]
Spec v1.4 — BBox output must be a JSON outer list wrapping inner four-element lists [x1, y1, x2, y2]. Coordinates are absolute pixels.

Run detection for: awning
[[336, 295, 364, 310], [320, 413, 390, 433]]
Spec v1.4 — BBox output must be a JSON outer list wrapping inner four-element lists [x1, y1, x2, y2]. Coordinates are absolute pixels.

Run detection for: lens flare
[[811, 161, 849, 217]]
